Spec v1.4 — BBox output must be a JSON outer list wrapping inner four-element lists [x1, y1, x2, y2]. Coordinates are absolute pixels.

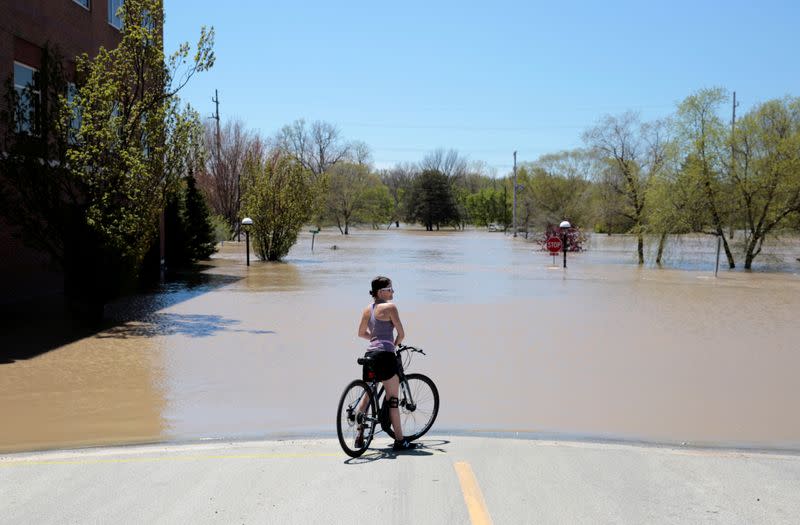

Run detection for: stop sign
[[546, 236, 562, 254]]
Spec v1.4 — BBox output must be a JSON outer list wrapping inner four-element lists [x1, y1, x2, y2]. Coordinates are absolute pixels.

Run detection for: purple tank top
[[368, 303, 395, 352]]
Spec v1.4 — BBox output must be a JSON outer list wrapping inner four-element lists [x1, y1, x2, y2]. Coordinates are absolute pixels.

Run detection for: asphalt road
[[2, 436, 799, 524]]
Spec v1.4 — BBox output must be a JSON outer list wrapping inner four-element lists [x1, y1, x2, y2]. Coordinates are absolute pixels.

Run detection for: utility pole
[[212, 89, 221, 152], [212, 89, 239, 241], [729, 91, 739, 239], [512, 151, 518, 238]]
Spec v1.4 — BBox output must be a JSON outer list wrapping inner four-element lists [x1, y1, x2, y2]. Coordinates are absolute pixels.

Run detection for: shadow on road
[[344, 439, 450, 465], [0, 268, 244, 364], [97, 313, 275, 339]]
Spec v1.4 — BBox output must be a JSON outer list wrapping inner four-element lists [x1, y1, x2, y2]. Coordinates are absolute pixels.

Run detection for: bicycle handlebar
[[397, 344, 425, 355]]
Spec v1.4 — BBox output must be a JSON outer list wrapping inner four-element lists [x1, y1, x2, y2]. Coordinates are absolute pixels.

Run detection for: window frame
[[67, 82, 82, 143], [108, 0, 123, 29], [72, 0, 90, 10], [13, 61, 41, 134]]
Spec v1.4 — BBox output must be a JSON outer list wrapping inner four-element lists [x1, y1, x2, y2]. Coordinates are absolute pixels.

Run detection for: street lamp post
[[242, 217, 253, 266], [560, 220, 571, 269]]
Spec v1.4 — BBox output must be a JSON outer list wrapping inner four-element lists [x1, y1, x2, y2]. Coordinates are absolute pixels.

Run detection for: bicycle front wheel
[[380, 373, 439, 442], [336, 379, 377, 458]]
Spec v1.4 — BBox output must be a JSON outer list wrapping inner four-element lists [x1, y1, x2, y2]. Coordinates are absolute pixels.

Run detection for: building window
[[67, 83, 82, 143], [108, 0, 123, 29], [73, 0, 90, 9], [13, 62, 40, 134]]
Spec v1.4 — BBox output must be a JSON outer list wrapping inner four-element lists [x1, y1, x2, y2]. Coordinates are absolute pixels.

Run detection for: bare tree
[[275, 119, 351, 178], [522, 149, 599, 233], [379, 162, 418, 227], [196, 119, 255, 237], [420, 148, 469, 179], [349, 140, 372, 167]]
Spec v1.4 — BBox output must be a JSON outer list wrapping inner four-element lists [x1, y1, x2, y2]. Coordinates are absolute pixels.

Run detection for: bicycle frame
[[349, 347, 419, 429]]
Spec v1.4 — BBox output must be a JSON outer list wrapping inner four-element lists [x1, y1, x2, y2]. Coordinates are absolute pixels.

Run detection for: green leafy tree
[[356, 179, 394, 229], [732, 97, 800, 268], [183, 174, 217, 261], [645, 144, 707, 264], [378, 163, 415, 227], [406, 169, 460, 230], [242, 154, 314, 261], [163, 189, 189, 268], [675, 88, 737, 268], [0, 1, 214, 319], [584, 113, 669, 264], [324, 162, 370, 234], [466, 188, 508, 227], [524, 150, 597, 232], [2, 5, 213, 319], [1, 44, 72, 269]]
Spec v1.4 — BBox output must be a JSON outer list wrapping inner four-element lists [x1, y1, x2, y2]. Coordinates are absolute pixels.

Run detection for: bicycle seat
[[357, 356, 374, 365]]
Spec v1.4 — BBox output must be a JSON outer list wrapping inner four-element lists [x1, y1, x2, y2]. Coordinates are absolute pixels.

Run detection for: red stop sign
[[546, 236, 562, 254]]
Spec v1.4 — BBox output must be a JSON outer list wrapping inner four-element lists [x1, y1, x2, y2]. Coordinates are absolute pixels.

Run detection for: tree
[[732, 97, 800, 268], [406, 169, 460, 230], [675, 88, 737, 268], [275, 119, 351, 178], [522, 149, 598, 233], [350, 140, 372, 166], [584, 113, 668, 264], [324, 162, 371, 234], [465, 187, 507, 227], [356, 178, 394, 229], [242, 154, 314, 261], [379, 163, 416, 227], [420, 148, 469, 179], [183, 174, 217, 261], [646, 155, 706, 264], [1, 43, 73, 270], [0, 1, 214, 319], [198, 119, 256, 237]]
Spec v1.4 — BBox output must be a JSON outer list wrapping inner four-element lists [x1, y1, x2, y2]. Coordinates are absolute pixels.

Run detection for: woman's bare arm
[[388, 304, 405, 346], [357, 307, 372, 340]]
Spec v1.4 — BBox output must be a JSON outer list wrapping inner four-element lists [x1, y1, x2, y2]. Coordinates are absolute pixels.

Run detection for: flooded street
[[2, 229, 800, 453]]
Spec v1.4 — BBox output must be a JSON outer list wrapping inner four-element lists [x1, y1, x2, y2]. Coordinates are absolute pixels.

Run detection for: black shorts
[[362, 350, 398, 382]]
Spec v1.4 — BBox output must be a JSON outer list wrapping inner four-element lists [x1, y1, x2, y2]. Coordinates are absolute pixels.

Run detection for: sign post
[[546, 236, 562, 266], [309, 228, 320, 251]]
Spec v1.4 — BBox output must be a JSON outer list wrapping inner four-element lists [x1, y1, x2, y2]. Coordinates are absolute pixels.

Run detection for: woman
[[356, 276, 419, 451]]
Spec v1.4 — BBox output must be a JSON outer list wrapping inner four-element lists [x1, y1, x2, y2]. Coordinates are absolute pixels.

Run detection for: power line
[[340, 122, 588, 132]]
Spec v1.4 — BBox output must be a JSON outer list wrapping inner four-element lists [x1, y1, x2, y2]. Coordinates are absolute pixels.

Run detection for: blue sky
[[164, 0, 799, 175]]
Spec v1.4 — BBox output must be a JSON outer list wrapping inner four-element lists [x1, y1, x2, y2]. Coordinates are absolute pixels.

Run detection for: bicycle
[[336, 344, 439, 458]]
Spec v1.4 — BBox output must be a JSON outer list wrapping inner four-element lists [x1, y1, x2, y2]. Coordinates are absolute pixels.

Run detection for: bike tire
[[378, 373, 439, 442], [336, 379, 377, 458]]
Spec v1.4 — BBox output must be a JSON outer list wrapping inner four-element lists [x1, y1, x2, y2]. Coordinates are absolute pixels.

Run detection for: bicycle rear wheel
[[379, 373, 439, 442], [336, 379, 377, 458]]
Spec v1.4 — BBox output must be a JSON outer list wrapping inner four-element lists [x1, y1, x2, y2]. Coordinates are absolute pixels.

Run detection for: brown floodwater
[[2, 229, 800, 453]]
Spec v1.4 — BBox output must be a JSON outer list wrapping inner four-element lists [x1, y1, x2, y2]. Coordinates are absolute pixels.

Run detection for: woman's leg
[[382, 375, 403, 441], [353, 385, 371, 446]]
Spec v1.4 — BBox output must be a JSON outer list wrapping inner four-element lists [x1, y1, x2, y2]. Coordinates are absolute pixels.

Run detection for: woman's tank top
[[368, 303, 395, 352]]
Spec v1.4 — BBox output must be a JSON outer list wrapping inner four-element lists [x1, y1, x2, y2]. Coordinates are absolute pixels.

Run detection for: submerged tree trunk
[[637, 232, 644, 264], [655, 232, 667, 265], [717, 226, 736, 268]]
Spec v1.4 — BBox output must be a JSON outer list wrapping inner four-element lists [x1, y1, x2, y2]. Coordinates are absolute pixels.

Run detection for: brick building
[[0, 0, 122, 305]]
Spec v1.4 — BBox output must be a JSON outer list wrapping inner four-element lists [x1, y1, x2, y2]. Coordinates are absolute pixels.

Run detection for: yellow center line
[[0, 452, 341, 468], [454, 461, 494, 525]]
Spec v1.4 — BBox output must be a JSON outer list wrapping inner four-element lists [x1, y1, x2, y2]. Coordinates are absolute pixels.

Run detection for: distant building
[[0, 0, 122, 304]]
